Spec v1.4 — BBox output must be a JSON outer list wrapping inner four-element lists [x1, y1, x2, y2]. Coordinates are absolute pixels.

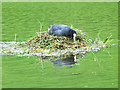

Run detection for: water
[[2, 2, 118, 88], [2, 45, 118, 88]]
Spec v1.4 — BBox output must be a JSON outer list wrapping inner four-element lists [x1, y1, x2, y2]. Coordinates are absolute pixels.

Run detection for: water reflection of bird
[[48, 23, 77, 41], [50, 55, 77, 67]]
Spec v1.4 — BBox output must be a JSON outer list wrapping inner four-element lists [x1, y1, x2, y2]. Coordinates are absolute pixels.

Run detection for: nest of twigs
[[16, 29, 93, 55], [1, 27, 113, 57], [25, 31, 92, 50]]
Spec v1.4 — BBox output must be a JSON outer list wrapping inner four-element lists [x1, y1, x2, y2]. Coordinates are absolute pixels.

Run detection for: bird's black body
[[48, 24, 76, 38]]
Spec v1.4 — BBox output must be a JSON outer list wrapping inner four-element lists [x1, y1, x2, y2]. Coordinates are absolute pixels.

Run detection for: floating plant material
[[0, 28, 114, 57]]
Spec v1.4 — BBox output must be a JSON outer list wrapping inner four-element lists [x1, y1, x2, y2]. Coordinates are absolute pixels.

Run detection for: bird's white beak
[[73, 33, 76, 41]]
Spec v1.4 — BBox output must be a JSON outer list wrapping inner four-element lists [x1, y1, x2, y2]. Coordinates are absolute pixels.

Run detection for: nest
[[1, 28, 113, 57], [26, 31, 92, 50]]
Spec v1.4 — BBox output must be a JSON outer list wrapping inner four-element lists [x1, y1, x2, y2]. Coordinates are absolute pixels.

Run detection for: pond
[[2, 2, 118, 88], [2, 44, 118, 88]]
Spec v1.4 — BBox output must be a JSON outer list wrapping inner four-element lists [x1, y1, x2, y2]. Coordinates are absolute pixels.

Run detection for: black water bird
[[48, 23, 77, 41]]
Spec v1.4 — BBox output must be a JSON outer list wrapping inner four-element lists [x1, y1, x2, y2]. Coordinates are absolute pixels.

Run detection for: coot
[[48, 23, 76, 41]]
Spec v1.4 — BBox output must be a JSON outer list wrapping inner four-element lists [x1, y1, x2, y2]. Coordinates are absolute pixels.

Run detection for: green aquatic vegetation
[[1, 27, 113, 57]]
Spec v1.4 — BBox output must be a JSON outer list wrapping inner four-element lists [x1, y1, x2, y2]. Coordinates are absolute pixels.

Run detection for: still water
[[2, 45, 118, 88], [2, 2, 118, 88]]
